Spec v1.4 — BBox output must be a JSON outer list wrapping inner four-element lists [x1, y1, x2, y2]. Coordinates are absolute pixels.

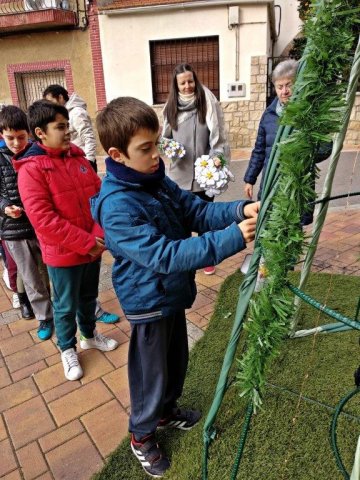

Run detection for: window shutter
[[150, 36, 219, 104]]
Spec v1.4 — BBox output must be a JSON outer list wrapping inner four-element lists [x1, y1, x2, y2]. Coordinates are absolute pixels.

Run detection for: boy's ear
[[34, 127, 45, 141], [108, 147, 126, 164]]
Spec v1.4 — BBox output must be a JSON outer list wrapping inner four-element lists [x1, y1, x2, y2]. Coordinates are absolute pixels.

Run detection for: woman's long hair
[[164, 63, 207, 130]]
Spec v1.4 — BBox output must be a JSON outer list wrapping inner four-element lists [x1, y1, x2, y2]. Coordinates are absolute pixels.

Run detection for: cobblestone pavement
[[0, 155, 359, 479]]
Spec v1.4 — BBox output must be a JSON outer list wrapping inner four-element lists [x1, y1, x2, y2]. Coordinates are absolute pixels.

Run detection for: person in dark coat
[[0, 105, 53, 339], [243, 59, 332, 225]]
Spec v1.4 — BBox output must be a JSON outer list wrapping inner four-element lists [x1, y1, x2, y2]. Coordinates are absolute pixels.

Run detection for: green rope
[[202, 433, 211, 480], [230, 402, 254, 480], [287, 282, 360, 331], [355, 298, 360, 323], [330, 388, 360, 479]]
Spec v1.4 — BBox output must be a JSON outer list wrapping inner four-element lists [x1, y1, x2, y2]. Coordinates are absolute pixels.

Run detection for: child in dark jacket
[[0, 105, 53, 339], [14, 100, 119, 381], [92, 96, 259, 478]]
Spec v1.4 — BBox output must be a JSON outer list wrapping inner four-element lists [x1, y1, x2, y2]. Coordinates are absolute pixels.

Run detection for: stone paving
[[0, 176, 359, 479]]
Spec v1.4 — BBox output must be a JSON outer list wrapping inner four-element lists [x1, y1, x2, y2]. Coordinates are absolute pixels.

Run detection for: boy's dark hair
[[27, 100, 69, 141], [0, 105, 29, 133], [96, 97, 159, 155], [43, 84, 69, 103]]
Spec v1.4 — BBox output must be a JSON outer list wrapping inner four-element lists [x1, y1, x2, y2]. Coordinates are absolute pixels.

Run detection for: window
[[150, 36, 219, 104], [14, 69, 66, 111]]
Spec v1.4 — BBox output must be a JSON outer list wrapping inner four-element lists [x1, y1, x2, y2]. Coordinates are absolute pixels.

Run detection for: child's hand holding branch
[[243, 201, 260, 219], [238, 201, 260, 243]]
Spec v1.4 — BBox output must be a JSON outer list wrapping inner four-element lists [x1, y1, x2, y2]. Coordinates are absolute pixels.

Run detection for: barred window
[[150, 36, 219, 104], [15, 69, 66, 111]]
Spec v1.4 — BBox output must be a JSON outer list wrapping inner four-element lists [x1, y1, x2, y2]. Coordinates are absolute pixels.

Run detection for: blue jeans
[[47, 260, 100, 352]]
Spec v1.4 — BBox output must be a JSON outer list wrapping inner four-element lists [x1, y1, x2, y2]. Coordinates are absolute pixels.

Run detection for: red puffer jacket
[[14, 142, 103, 267]]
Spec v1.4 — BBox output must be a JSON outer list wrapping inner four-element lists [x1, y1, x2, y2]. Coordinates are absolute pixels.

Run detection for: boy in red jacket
[[14, 100, 119, 381]]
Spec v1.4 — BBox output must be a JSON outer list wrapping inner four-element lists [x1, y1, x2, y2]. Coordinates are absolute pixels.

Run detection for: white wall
[[273, 0, 303, 56], [99, 4, 270, 105]]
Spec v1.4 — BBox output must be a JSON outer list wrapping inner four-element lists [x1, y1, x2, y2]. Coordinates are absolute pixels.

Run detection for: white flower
[[159, 137, 186, 161], [194, 154, 235, 197]]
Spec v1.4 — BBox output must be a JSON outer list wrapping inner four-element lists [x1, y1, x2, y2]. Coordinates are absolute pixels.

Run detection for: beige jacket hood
[[66, 93, 97, 163]]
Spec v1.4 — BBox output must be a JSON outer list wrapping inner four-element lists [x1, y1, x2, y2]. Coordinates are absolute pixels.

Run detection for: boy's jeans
[[47, 260, 100, 352], [128, 310, 189, 436]]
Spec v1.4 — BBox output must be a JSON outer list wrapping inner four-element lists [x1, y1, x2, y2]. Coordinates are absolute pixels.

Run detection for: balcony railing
[[0, 0, 85, 33]]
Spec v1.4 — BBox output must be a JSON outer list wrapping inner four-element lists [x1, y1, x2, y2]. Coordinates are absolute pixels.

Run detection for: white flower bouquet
[[194, 153, 235, 197], [158, 137, 186, 162]]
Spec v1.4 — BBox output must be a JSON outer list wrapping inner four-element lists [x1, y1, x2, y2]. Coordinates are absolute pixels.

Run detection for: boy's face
[[1, 128, 29, 155], [110, 128, 160, 175], [35, 113, 71, 151]]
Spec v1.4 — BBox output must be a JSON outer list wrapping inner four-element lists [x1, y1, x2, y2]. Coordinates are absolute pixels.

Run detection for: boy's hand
[[88, 237, 105, 257], [238, 217, 257, 243], [244, 201, 260, 219], [5, 205, 23, 218], [244, 183, 253, 199]]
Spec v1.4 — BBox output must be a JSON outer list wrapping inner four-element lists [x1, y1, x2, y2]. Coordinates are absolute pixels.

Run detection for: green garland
[[236, 0, 359, 410]]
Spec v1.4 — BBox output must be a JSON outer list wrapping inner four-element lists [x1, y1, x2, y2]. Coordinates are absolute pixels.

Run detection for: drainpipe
[[235, 24, 240, 81]]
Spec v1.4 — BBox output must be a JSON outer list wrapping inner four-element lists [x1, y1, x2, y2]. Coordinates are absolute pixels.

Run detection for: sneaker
[[37, 320, 54, 341], [2, 268, 11, 290], [158, 408, 201, 431], [80, 329, 119, 352], [131, 433, 170, 478], [96, 311, 120, 324], [203, 266, 216, 275], [61, 348, 83, 381], [12, 293, 20, 309]]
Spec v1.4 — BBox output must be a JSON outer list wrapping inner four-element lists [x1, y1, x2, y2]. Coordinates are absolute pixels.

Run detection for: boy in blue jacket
[[92, 97, 259, 478]]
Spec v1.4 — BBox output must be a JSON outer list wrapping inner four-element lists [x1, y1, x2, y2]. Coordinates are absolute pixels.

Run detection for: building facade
[[0, 0, 106, 149], [96, 0, 359, 148], [0, 0, 358, 148]]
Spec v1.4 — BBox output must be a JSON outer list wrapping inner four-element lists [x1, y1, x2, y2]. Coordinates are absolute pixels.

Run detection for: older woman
[[162, 63, 230, 274], [243, 59, 298, 201], [243, 59, 331, 225]]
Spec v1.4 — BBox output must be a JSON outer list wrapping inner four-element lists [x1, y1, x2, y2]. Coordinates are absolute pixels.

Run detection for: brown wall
[[0, 29, 96, 117]]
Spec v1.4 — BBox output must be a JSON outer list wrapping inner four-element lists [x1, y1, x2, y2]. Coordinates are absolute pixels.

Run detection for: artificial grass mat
[[94, 271, 360, 480]]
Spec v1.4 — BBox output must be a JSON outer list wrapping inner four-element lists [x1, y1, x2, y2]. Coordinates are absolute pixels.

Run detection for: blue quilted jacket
[[243, 97, 279, 199], [243, 98, 332, 224], [91, 171, 249, 323]]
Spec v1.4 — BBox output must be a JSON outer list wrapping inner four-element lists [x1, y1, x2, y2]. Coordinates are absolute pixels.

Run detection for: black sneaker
[[131, 433, 170, 478], [157, 408, 201, 431]]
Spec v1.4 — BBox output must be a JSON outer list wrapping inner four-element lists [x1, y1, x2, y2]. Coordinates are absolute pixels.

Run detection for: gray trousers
[[5, 238, 53, 322]]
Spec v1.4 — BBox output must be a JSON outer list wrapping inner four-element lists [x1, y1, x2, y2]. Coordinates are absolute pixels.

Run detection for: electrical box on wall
[[227, 82, 246, 98], [228, 6, 240, 27]]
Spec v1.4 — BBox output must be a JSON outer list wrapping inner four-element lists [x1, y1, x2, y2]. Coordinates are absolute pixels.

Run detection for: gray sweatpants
[[5, 238, 53, 322]]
